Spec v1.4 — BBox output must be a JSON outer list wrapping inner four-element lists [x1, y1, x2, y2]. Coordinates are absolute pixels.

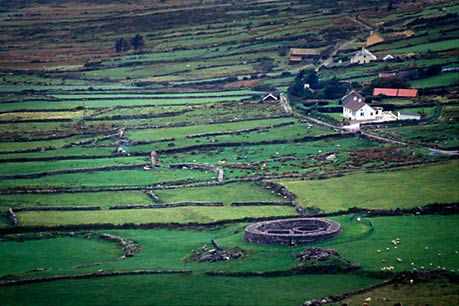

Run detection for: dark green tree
[[288, 70, 305, 98], [304, 69, 319, 89], [131, 34, 145, 51], [115, 38, 124, 53], [319, 76, 347, 99], [122, 39, 131, 52]]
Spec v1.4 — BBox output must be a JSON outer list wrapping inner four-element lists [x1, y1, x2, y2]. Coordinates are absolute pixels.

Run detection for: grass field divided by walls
[[0, 274, 378, 306], [0, 237, 120, 276], [329, 278, 459, 306], [154, 182, 281, 205], [4, 215, 458, 276], [0, 168, 216, 189], [15, 206, 297, 226], [277, 161, 459, 212], [0, 182, 281, 210], [0, 191, 153, 210]]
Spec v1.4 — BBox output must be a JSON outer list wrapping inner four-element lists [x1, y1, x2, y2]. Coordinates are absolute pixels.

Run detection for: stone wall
[[184, 121, 295, 139], [12, 206, 102, 212], [0, 270, 192, 287], [231, 201, 294, 207], [0, 164, 147, 180], [8, 208, 19, 227], [244, 218, 342, 246], [109, 202, 224, 210]]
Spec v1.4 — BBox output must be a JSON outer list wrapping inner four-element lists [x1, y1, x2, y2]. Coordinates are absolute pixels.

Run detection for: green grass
[[0, 168, 215, 189], [0, 274, 378, 306], [0, 236, 120, 276], [0, 135, 101, 152], [329, 278, 459, 306], [16, 206, 296, 226], [0, 191, 152, 210], [411, 72, 459, 88], [277, 161, 459, 212], [125, 117, 295, 141], [320, 215, 459, 274], [0, 157, 147, 176], [390, 38, 459, 54], [155, 182, 282, 205], [375, 123, 459, 149]]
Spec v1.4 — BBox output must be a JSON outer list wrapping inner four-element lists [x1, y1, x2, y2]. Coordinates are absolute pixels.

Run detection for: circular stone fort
[[244, 218, 342, 246]]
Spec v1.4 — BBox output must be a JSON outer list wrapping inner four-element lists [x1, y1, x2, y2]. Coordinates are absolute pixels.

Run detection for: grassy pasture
[[0, 190, 152, 210], [125, 117, 296, 141], [0, 237, 120, 276], [1, 1, 458, 305], [0, 146, 115, 161], [0, 274, 378, 306], [154, 182, 281, 205], [329, 278, 459, 306], [278, 161, 459, 212], [51, 91, 260, 99], [0, 135, 103, 152], [161, 136, 380, 167], [16, 206, 296, 226], [321, 215, 459, 274], [0, 110, 84, 121], [0, 156, 147, 176], [388, 39, 459, 54], [0, 167, 216, 189], [411, 72, 459, 88], [375, 123, 459, 149]]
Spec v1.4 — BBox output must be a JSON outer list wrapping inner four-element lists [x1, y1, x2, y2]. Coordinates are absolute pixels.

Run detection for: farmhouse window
[[360, 112, 364, 116]]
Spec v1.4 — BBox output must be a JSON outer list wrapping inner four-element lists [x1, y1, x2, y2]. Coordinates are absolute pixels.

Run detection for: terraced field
[[0, 0, 458, 305]]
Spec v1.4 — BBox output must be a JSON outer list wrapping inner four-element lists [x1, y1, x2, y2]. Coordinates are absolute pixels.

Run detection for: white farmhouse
[[342, 99, 383, 121], [350, 48, 377, 64]]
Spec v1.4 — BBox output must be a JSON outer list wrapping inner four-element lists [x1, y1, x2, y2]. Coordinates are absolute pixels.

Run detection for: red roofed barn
[[373, 88, 418, 98]]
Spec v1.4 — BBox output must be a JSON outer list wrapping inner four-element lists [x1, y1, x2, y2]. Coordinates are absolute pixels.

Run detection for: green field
[[0, 236, 120, 275], [0, 274, 378, 306], [0, 191, 153, 210], [278, 161, 459, 212], [154, 182, 282, 205], [1, 0, 458, 304], [16, 206, 297, 226]]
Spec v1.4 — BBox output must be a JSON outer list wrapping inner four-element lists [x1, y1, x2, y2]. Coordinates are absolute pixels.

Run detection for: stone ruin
[[244, 218, 342, 246], [150, 151, 159, 167], [297, 247, 342, 262], [189, 239, 244, 263]]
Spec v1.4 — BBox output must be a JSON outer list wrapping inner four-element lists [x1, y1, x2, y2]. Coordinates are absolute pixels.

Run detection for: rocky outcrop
[[297, 248, 342, 262]]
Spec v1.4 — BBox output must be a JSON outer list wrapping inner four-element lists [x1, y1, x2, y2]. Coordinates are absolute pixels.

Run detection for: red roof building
[[397, 89, 418, 98], [374, 88, 398, 97], [373, 88, 418, 98]]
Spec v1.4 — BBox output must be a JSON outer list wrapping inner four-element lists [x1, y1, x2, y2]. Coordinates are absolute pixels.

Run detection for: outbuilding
[[398, 111, 421, 120]]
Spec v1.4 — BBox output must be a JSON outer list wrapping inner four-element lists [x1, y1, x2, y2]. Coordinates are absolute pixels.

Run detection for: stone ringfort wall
[[244, 218, 341, 246]]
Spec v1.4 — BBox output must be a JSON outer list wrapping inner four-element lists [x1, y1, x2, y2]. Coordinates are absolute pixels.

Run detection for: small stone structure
[[244, 218, 341, 246], [150, 151, 159, 167]]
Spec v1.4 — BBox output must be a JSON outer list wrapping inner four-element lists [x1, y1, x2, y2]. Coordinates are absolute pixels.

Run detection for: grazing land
[[0, 0, 458, 305]]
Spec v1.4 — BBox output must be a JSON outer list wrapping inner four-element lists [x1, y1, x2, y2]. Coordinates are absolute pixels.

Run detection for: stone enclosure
[[244, 218, 342, 246]]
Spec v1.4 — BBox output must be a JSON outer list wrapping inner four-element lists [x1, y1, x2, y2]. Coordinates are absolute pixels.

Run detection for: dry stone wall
[[244, 218, 342, 246]]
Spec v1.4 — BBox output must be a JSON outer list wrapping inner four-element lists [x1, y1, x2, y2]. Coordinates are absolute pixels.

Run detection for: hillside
[[0, 1, 458, 305]]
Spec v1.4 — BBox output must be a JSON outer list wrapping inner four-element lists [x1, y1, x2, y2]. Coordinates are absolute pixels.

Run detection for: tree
[[131, 34, 145, 51], [122, 39, 131, 52], [115, 38, 132, 53], [115, 38, 124, 53], [304, 69, 319, 89], [288, 70, 305, 98], [319, 76, 347, 99]]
